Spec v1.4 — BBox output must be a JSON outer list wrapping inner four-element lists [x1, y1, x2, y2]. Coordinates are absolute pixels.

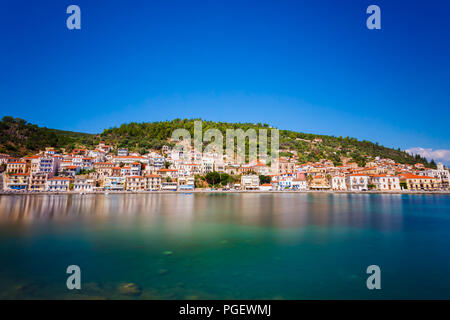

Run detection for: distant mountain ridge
[[0, 116, 435, 168]]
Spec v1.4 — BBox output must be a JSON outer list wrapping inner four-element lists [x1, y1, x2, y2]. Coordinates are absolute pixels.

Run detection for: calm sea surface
[[0, 193, 449, 299]]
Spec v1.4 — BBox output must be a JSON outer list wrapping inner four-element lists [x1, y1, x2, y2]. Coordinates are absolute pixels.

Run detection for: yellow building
[[4, 173, 30, 191], [6, 161, 27, 174], [398, 174, 438, 191], [308, 175, 331, 190]]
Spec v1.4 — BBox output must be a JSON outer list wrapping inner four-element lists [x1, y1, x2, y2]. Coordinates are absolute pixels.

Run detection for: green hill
[[0, 116, 434, 168], [100, 119, 434, 167], [0, 116, 94, 156]]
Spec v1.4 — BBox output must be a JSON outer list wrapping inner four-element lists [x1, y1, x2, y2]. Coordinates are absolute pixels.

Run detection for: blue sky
[[1, 0, 449, 163]]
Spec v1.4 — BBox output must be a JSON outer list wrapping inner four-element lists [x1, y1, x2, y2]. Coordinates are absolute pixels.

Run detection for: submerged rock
[[117, 282, 142, 296], [157, 269, 169, 276]]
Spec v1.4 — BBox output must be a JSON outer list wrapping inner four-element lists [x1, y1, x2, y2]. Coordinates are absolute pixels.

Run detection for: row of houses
[[241, 172, 441, 192], [1, 142, 449, 192]]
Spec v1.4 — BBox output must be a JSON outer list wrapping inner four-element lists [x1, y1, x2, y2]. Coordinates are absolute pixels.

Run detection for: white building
[[370, 175, 400, 191], [346, 174, 369, 191], [241, 175, 259, 190], [292, 177, 308, 190], [420, 163, 450, 190], [46, 177, 72, 192], [259, 183, 273, 191], [279, 177, 293, 190], [178, 176, 195, 191], [103, 176, 126, 191], [331, 176, 347, 191], [31, 155, 60, 177], [73, 177, 95, 192], [161, 181, 178, 191], [126, 176, 145, 191], [145, 174, 162, 191]]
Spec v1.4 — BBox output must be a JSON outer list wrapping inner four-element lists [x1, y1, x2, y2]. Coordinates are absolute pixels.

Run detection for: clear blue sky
[[1, 0, 449, 162]]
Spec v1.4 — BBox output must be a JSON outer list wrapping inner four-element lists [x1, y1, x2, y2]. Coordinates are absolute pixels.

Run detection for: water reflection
[[1, 193, 449, 299], [0, 193, 408, 231]]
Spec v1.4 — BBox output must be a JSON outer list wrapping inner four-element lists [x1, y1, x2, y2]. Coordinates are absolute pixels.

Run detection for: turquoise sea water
[[0, 193, 449, 299]]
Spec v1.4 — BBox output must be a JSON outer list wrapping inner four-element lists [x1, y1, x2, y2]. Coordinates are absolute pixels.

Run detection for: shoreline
[[1, 190, 450, 196]]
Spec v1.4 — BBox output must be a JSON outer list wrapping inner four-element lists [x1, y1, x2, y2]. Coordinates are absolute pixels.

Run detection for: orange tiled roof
[[398, 173, 435, 179], [146, 174, 161, 178]]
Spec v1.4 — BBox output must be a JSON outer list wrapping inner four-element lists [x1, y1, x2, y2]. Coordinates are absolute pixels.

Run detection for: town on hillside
[[0, 141, 449, 193]]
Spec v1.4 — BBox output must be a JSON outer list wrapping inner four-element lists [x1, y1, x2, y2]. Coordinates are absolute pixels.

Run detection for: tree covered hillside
[[0, 116, 434, 168], [0, 116, 94, 156], [100, 119, 433, 167]]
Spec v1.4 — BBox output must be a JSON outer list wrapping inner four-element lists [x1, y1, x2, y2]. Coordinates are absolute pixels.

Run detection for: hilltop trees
[[0, 116, 436, 169]]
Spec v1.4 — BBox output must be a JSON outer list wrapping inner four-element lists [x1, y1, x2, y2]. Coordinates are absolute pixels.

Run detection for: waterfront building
[[241, 175, 260, 190], [259, 183, 273, 191], [331, 176, 347, 191], [73, 176, 95, 192], [103, 176, 126, 191], [398, 174, 439, 191], [161, 181, 178, 191], [126, 176, 145, 191], [178, 176, 195, 191], [308, 175, 331, 190], [28, 173, 48, 192], [46, 177, 72, 192], [144, 174, 162, 191], [346, 173, 370, 191], [4, 173, 30, 191], [292, 176, 308, 191], [419, 163, 450, 190], [279, 177, 293, 190], [370, 175, 401, 191]]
